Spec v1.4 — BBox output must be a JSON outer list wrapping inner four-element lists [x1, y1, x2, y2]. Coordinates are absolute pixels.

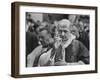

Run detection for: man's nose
[[61, 31, 65, 36]]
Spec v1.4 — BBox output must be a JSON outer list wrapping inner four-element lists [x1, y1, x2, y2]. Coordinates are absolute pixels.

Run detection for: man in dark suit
[[55, 19, 89, 65]]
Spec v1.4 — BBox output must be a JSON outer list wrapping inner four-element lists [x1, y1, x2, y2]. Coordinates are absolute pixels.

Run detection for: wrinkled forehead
[[58, 24, 70, 32]]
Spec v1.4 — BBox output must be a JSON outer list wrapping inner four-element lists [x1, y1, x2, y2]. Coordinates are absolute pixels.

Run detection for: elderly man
[[56, 19, 89, 64]]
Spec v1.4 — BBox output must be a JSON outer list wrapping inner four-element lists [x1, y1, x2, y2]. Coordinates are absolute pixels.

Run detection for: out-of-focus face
[[58, 25, 70, 42], [28, 22, 34, 27], [38, 29, 54, 47], [79, 21, 84, 32], [70, 25, 79, 38]]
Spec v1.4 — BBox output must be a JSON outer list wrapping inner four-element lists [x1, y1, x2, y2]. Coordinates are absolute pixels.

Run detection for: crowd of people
[[26, 13, 90, 67]]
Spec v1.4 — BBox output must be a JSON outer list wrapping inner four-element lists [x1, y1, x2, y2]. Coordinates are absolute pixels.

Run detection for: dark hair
[[36, 22, 56, 38], [27, 19, 35, 23], [38, 27, 50, 33]]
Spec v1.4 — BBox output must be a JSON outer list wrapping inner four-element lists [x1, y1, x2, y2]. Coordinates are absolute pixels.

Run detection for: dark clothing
[[37, 39, 89, 66], [26, 31, 39, 56], [27, 39, 89, 67], [78, 31, 89, 50], [65, 40, 89, 64]]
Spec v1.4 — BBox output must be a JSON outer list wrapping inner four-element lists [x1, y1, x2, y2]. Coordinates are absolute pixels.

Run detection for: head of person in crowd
[[57, 19, 75, 42], [26, 19, 35, 32], [26, 13, 35, 26], [37, 25, 54, 48], [70, 23, 80, 39], [78, 19, 84, 32], [26, 13, 31, 21], [84, 23, 89, 33], [36, 20, 41, 26]]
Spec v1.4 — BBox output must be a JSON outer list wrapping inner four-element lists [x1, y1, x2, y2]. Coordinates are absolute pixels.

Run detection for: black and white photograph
[[11, 2, 97, 78], [26, 12, 90, 67]]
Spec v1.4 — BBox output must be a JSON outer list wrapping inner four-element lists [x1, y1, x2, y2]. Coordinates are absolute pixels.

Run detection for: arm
[[38, 49, 55, 66], [27, 45, 43, 67]]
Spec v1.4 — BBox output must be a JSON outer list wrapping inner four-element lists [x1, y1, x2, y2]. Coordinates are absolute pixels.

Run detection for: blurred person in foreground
[[27, 22, 58, 67]]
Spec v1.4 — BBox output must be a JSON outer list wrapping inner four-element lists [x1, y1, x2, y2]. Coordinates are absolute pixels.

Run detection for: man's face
[[58, 26, 70, 41], [28, 22, 34, 27], [70, 25, 79, 38], [38, 30, 54, 47]]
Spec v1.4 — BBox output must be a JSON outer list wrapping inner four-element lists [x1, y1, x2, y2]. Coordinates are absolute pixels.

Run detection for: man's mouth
[[61, 37, 68, 41]]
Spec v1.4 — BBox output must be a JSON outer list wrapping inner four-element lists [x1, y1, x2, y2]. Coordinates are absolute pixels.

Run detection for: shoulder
[[71, 39, 80, 45], [32, 45, 43, 55], [38, 49, 53, 66], [73, 39, 88, 51], [71, 39, 86, 48], [72, 39, 84, 45], [27, 45, 43, 59]]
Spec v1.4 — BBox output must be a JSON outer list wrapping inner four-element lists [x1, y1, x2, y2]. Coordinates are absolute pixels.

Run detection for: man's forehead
[[59, 25, 68, 28], [59, 27, 68, 30], [58, 26, 69, 31]]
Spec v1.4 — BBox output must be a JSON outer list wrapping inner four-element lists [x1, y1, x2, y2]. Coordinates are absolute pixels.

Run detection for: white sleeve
[[27, 45, 42, 67]]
